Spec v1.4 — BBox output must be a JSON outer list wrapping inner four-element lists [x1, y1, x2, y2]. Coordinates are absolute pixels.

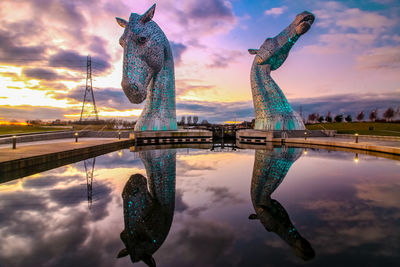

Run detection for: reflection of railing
[[95, 125, 107, 137]]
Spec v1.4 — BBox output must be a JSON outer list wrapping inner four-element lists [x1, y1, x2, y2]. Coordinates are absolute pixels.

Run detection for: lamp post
[[75, 132, 79, 143], [304, 131, 307, 140], [354, 153, 359, 162], [355, 133, 359, 143], [12, 135, 16, 149], [118, 131, 121, 140]]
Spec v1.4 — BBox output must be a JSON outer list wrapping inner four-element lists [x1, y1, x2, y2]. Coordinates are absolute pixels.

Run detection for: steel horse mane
[[116, 4, 177, 131], [249, 11, 315, 131]]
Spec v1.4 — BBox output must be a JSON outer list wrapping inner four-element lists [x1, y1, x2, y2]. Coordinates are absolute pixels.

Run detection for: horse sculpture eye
[[138, 36, 147, 44]]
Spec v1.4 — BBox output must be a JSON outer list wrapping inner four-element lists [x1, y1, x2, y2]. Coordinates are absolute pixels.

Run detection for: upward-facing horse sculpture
[[249, 11, 315, 131], [116, 4, 177, 131], [249, 147, 315, 261]]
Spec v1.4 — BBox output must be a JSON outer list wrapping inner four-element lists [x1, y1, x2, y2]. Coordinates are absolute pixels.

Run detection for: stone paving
[[0, 138, 130, 163]]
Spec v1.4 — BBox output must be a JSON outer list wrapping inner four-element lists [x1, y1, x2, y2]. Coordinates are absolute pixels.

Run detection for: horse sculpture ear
[[140, 3, 156, 24], [248, 49, 259, 55], [117, 248, 129, 258], [116, 17, 128, 28]]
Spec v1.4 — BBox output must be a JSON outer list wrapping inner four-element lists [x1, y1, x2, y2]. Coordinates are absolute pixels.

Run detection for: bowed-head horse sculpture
[[116, 4, 177, 131]]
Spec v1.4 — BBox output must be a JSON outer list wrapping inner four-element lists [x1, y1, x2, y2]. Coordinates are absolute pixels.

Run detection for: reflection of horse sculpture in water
[[249, 12, 314, 130], [249, 147, 315, 260], [116, 4, 177, 131], [117, 149, 176, 266]]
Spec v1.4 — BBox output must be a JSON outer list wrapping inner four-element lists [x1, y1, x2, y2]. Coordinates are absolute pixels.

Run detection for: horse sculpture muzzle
[[121, 47, 153, 104]]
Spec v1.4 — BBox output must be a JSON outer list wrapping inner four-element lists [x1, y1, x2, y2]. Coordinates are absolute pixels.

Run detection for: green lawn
[[0, 125, 71, 135], [306, 122, 400, 136], [0, 124, 134, 135]]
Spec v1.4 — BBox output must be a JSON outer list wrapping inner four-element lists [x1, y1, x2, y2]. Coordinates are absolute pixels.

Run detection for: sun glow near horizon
[[0, 0, 399, 123]]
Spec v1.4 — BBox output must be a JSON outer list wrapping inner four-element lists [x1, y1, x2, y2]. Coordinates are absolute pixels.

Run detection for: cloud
[[264, 6, 287, 16], [170, 41, 188, 64], [48, 50, 111, 72], [176, 99, 254, 123], [176, 79, 215, 97], [0, 105, 75, 121], [89, 36, 111, 62], [206, 186, 244, 204], [158, 0, 238, 40], [206, 50, 243, 69], [51, 86, 136, 111], [0, 168, 119, 267], [187, 0, 235, 20], [290, 91, 400, 117], [177, 158, 217, 177], [22, 68, 80, 81], [356, 46, 400, 70], [175, 189, 189, 212], [162, 219, 236, 266], [302, 1, 397, 56], [0, 29, 47, 64], [28, 0, 88, 41]]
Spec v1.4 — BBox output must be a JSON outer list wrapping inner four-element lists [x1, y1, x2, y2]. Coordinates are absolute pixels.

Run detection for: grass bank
[[306, 122, 400, 136], [0, 124, 134, 135], [0, 125, 71, 135]]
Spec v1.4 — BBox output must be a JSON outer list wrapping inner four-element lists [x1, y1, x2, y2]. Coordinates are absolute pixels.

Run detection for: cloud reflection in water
[[0, 147, 399, 266]]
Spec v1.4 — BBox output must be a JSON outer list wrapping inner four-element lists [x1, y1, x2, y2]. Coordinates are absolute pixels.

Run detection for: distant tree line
[[305, 107, 399, 124], [26, 118, 136, 128], [178, 115, 209, 126]]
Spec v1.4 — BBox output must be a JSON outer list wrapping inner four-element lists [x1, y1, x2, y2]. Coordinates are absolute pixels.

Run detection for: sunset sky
[[0, 0, 399, 123]]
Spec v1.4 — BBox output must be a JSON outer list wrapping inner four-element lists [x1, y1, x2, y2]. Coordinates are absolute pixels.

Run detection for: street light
[[75, 132, 79, 143], [12, 135, 16, 149], [304, 131, 307, 140], [354, 153, 359, 162], [355, 133, 359, 143], [118, 131, 121, 140]]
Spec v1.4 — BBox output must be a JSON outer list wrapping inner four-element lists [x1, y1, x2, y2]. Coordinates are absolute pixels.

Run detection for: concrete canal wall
[[0, 139, 134, 182]]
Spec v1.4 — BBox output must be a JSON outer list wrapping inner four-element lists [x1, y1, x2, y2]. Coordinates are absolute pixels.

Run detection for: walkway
[[273, 136, 400, 155], [0, 138, 134, 181]]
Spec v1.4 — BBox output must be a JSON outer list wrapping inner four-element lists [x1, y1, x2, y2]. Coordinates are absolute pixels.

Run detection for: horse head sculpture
[[117, 149, 176, 266], [249, 147, 315, 261], [116, 4, 177, 131], [249, 11, 315, 130]]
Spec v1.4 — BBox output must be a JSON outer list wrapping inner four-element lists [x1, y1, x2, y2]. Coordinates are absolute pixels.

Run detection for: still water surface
[[0, 146, 399, 267]]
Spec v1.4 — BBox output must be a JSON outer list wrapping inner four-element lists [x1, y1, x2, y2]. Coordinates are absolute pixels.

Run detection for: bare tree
[[369, 109, 377, 122], [334, 114, 343, 122], [193, 116, 199, 124], [187, 116, 192, 125], [180, 116, 186, 125], [325, 111, 332, 123], [383, 107, 394, 122], [345, 114, 352, 122], [308, 113, 317, 123], [356, 111, 364, 122]]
